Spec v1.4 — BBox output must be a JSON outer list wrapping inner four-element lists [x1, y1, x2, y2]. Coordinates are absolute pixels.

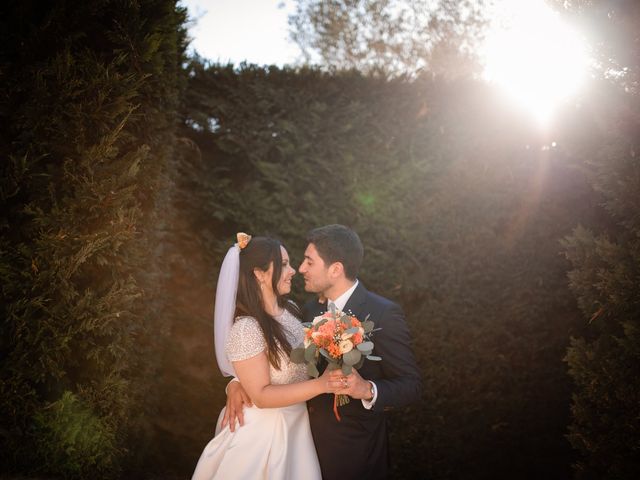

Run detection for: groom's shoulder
[[362, 287, 400, 312]]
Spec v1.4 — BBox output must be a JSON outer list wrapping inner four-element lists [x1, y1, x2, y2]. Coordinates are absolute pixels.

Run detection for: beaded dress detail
[[225, 310, 308, 385]]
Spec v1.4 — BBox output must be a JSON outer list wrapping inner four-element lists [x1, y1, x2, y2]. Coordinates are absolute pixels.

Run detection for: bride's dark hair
[[235, 236, 299, 369]]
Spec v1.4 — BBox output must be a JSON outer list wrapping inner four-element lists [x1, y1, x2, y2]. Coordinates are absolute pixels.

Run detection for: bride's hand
[[320, 368, 349, 393]]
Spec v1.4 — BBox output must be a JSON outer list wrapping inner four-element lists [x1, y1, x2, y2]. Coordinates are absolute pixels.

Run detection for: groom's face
[[298, 243, 333, 295]]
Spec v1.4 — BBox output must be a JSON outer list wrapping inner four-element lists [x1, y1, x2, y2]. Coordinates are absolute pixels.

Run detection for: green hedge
[[3, 5, 636, 476], [561, 81, 640, 479], [0, 1, 187, 477], [167, 64, 596, 479]]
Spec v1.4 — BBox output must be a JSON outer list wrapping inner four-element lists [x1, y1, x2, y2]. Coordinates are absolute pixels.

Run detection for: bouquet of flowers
[[290, 304, 380, 420]]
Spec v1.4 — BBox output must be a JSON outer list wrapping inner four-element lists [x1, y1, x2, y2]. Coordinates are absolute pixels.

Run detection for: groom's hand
[[221, 381, 252, 432], [337, 369, 373, 400]]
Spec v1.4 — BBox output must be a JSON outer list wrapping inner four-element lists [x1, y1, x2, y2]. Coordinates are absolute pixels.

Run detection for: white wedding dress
[[192, 310, 322, 480]]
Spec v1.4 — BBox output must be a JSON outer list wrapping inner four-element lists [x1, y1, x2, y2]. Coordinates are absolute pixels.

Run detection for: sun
[[480, 0, 589, 125]]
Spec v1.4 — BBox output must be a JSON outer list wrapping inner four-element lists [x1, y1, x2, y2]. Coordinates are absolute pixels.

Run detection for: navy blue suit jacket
[[302, 282, 422, 480]]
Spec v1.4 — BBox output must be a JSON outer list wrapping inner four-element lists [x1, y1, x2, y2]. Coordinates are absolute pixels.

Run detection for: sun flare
[[481, 0, 589, 125]]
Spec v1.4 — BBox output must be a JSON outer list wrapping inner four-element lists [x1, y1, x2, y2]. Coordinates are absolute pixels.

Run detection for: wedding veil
[[213, 244, 241, 377]]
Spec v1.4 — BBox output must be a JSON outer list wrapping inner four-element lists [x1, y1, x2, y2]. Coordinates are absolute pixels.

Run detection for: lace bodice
[[225, 309, 308, 385]]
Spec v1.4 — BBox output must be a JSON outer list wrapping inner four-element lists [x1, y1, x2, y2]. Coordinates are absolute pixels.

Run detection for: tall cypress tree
[[557, 1, 640, 477], [0, 1, 187, 476], [561, 86, 640, 478]]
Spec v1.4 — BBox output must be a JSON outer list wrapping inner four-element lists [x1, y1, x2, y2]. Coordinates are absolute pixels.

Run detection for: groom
[[225, 224, 422, 479]]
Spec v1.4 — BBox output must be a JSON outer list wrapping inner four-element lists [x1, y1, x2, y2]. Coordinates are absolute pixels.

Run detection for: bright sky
[[481, 0, 589, 125], [179, 0, 301, 66]]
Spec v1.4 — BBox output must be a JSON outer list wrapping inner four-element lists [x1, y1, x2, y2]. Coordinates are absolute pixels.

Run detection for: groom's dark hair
[[307, 224, 363, 280]]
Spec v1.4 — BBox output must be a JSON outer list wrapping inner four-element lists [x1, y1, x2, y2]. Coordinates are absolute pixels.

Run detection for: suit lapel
[[342, 282, 368, 318]]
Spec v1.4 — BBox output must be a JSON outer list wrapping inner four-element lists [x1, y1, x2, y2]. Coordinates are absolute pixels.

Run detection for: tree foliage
[[289, 0, 490, 76], [552, 1, 640, 477], [553, 0, 640, 92], [560, 88, 640, 478], [2, 1, 637, 478], [0, 0, 187, 476], [175, 63, 595, 479]]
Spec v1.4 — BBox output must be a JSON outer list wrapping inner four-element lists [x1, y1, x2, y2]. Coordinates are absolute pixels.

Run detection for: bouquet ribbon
[[333, 394, 341, 422]]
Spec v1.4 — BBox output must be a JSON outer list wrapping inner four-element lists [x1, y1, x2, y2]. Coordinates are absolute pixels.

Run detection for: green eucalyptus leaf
[[307, 362, 319, 378], [342, 364, 353, 375], [343, 348, 362, 366], [366, 355, 382, 361], [357, 341, 374, 352], [362, 320, 374, 333], [290, 348, 305, 363], [304, 344, 317, 362], [319, 348, 331, 359]]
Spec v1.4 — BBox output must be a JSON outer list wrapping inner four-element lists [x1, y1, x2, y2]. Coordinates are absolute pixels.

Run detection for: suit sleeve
[[370, 302, 422, 412]]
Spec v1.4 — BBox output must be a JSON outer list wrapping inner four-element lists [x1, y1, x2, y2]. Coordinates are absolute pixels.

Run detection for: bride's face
[[276, 246, 295, 295]]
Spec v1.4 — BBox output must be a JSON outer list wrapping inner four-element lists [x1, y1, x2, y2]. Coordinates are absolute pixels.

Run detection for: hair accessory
[[236, 232, 252, 249]]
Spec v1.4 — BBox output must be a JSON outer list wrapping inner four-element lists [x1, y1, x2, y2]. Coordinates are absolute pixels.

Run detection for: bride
[[192, 234, 341, 480]]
